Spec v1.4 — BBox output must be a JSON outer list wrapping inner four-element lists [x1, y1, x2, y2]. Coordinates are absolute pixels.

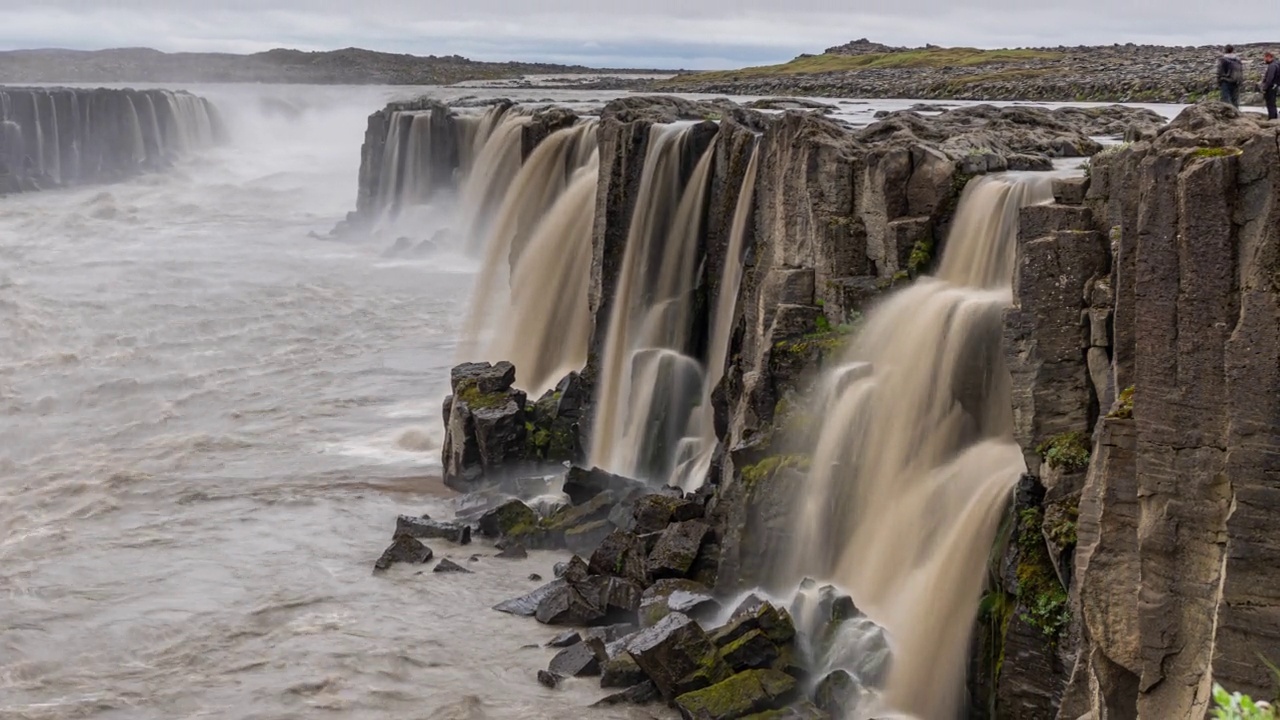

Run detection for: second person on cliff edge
[[1260, 51, 1279, 120], [1218, 45, 1245, 108]]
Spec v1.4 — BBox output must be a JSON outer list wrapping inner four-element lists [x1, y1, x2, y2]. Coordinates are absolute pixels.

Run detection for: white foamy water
[[0, 84, 659, 720]]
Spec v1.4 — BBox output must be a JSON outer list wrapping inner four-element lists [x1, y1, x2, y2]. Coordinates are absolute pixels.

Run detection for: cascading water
[[0, 87, 219, 190], [460, 121, 601, 395], [456, 109, 532, 251], [772, 174, 1054, 720], [668, 145, 760, 490], [588, 124, 717, 485]]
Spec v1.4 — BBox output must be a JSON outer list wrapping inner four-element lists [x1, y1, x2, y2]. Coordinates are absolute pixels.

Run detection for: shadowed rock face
[[995, 104, 1280, 718], [0, 86, 222, 194]]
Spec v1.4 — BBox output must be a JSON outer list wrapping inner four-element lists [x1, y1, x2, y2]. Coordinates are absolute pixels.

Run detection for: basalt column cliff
[[355, 94, 1280, 719]]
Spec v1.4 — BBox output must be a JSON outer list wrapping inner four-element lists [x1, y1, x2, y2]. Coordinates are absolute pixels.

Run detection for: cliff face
[[1000, 104, 1280, 717], [406, 91, 1280, 718], [0, 86, 221, 194]]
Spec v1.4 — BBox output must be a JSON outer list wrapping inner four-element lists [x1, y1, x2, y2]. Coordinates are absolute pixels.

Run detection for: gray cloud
[[0, 0, 1272, 68]]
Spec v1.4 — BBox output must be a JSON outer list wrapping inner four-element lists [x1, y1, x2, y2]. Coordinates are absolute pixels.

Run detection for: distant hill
[[651, 39, 1280, 104], [0, 46, 671, 85]]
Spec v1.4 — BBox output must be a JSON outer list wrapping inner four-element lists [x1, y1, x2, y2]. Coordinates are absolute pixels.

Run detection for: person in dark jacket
[[1218, 45, 1244, 108], [1260, 51, 1279, 120]]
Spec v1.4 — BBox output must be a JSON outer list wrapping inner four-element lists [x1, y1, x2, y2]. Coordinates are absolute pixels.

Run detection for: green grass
[[666, 48, 1063, 84]]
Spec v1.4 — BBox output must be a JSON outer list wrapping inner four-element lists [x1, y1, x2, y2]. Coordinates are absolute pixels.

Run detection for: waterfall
[[460, 121, 601, 395], [0, 87, 219, 190], [588, 124, 717, 485], [773, 175, 1054, 720], [456, 110, 531, 251], [669, 145, 760, 490]]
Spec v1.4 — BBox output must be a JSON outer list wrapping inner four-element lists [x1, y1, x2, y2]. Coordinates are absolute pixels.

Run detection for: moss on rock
[[1036, 431, 1091, 473], [1015, 507, 1070, 643]]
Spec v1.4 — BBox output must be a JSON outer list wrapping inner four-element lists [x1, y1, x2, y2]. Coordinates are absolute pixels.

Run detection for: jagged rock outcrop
[[0, 86, 221, 194], [996, 103, 1280, 718]]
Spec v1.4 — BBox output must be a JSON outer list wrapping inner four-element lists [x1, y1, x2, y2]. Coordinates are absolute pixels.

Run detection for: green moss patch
[[1036, 431, 1091, 473], [1191, 146, 1242, 159], [1108, 385, 1135, 419], [457, 380, 510, 410], [740, 454, 811, 486], [1015, 507, 1070, 643]]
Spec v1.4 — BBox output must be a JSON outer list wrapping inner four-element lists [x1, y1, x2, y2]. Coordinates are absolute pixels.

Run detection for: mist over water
[[0, 84, 652, 720]]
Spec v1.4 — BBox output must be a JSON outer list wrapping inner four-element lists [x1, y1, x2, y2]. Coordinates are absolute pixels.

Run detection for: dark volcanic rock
[[639, 579, 720, 627], [673, 669, 798, 720], [562, 466, 641, 505], [496, 543, 529, 559], [441, 361, 530, 489], [548, 638, 608, 677], [720, 629, 782, 672], [625, 612, 732, 702], [548, 630, 581, 648], [632, 493, 705, 534], [433, 558, 472, 573], [537, 670, 561, 688], [395, 515, 472, 544], [373, 535, 433, 571], [477, 499, 537, 538], [593, 680, 660, 706], [648, 520, 712, 579], [710, 601, 797, 648], [493, 579, 567, 617], [601, 654, 647, 688], [588, 530, 651, 585], [814, 669, 857, 717]]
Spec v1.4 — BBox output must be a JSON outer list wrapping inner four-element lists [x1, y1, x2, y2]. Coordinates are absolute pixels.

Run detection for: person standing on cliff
[[1217, 45, 1245, 108], [1260, 51, 1279, 120]]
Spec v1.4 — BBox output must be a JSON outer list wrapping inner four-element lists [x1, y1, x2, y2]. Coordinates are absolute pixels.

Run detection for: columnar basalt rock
[[996, 104, 1280, 719]]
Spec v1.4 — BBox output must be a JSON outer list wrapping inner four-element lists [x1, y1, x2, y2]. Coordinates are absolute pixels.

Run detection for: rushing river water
[[0, 83, 1188, 720], [0, 84, 662, 720]]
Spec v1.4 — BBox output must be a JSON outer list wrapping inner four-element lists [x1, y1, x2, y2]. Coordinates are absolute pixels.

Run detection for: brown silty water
[[771, 175, 1055, 719]]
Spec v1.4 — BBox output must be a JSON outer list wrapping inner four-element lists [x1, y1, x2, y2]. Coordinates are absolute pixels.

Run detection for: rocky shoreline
[[649, 39, 1280, 105], [362, 93, 1280, 719]]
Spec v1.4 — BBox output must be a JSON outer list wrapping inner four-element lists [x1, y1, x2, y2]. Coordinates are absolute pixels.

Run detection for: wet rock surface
[[373, 535, 433, 571], [395, 515, 472, 544]]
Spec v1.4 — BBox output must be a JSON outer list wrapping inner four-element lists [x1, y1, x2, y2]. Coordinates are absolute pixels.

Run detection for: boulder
[[547, 630, 581, 648], [740, 701, 829, 719], [493, 579, 567, 617], [537, 670, 561, 688], [584, 623, 638, 644], [373, 535, 433, 571], [648, 520, 713, 579], [592, 680, 660, 706], [477, 499, 537, 538], [625, 613, 732, 702], [441, 361, 530, 489], [535, 559, 642, 626], [639, 579, 720, 628], [813, 669, 857, 717], [395, 515, 472, 545], [563, 519, 615, 555], [548, 638, 608, 677], [562, 466, 641, 505], [720, 629, 781, 672], [496, 543, 529, 559], [601, 654, 647, 688], [433, 558, 472, 574], [588, 530, 651, 586], [632, 493, 704, 534], [673, 669, 798, 720], [710, 601, 797, 648]]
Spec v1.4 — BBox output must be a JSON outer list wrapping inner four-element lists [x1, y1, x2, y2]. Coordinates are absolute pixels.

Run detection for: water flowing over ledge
[[346, 95, 1280, 720], [0, 86, 223, 193]]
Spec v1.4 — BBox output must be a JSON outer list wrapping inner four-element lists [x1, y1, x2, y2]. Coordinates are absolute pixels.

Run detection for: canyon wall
[[356, 93, 1279, 718], [0, 86, 221, 194]]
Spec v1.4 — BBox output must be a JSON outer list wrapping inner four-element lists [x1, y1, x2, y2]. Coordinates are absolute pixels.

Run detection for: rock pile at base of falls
[[474, 473, 891, 719]]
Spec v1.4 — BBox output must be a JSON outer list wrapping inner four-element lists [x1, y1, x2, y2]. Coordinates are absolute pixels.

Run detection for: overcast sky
[[0, 0, 1272, 69]]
